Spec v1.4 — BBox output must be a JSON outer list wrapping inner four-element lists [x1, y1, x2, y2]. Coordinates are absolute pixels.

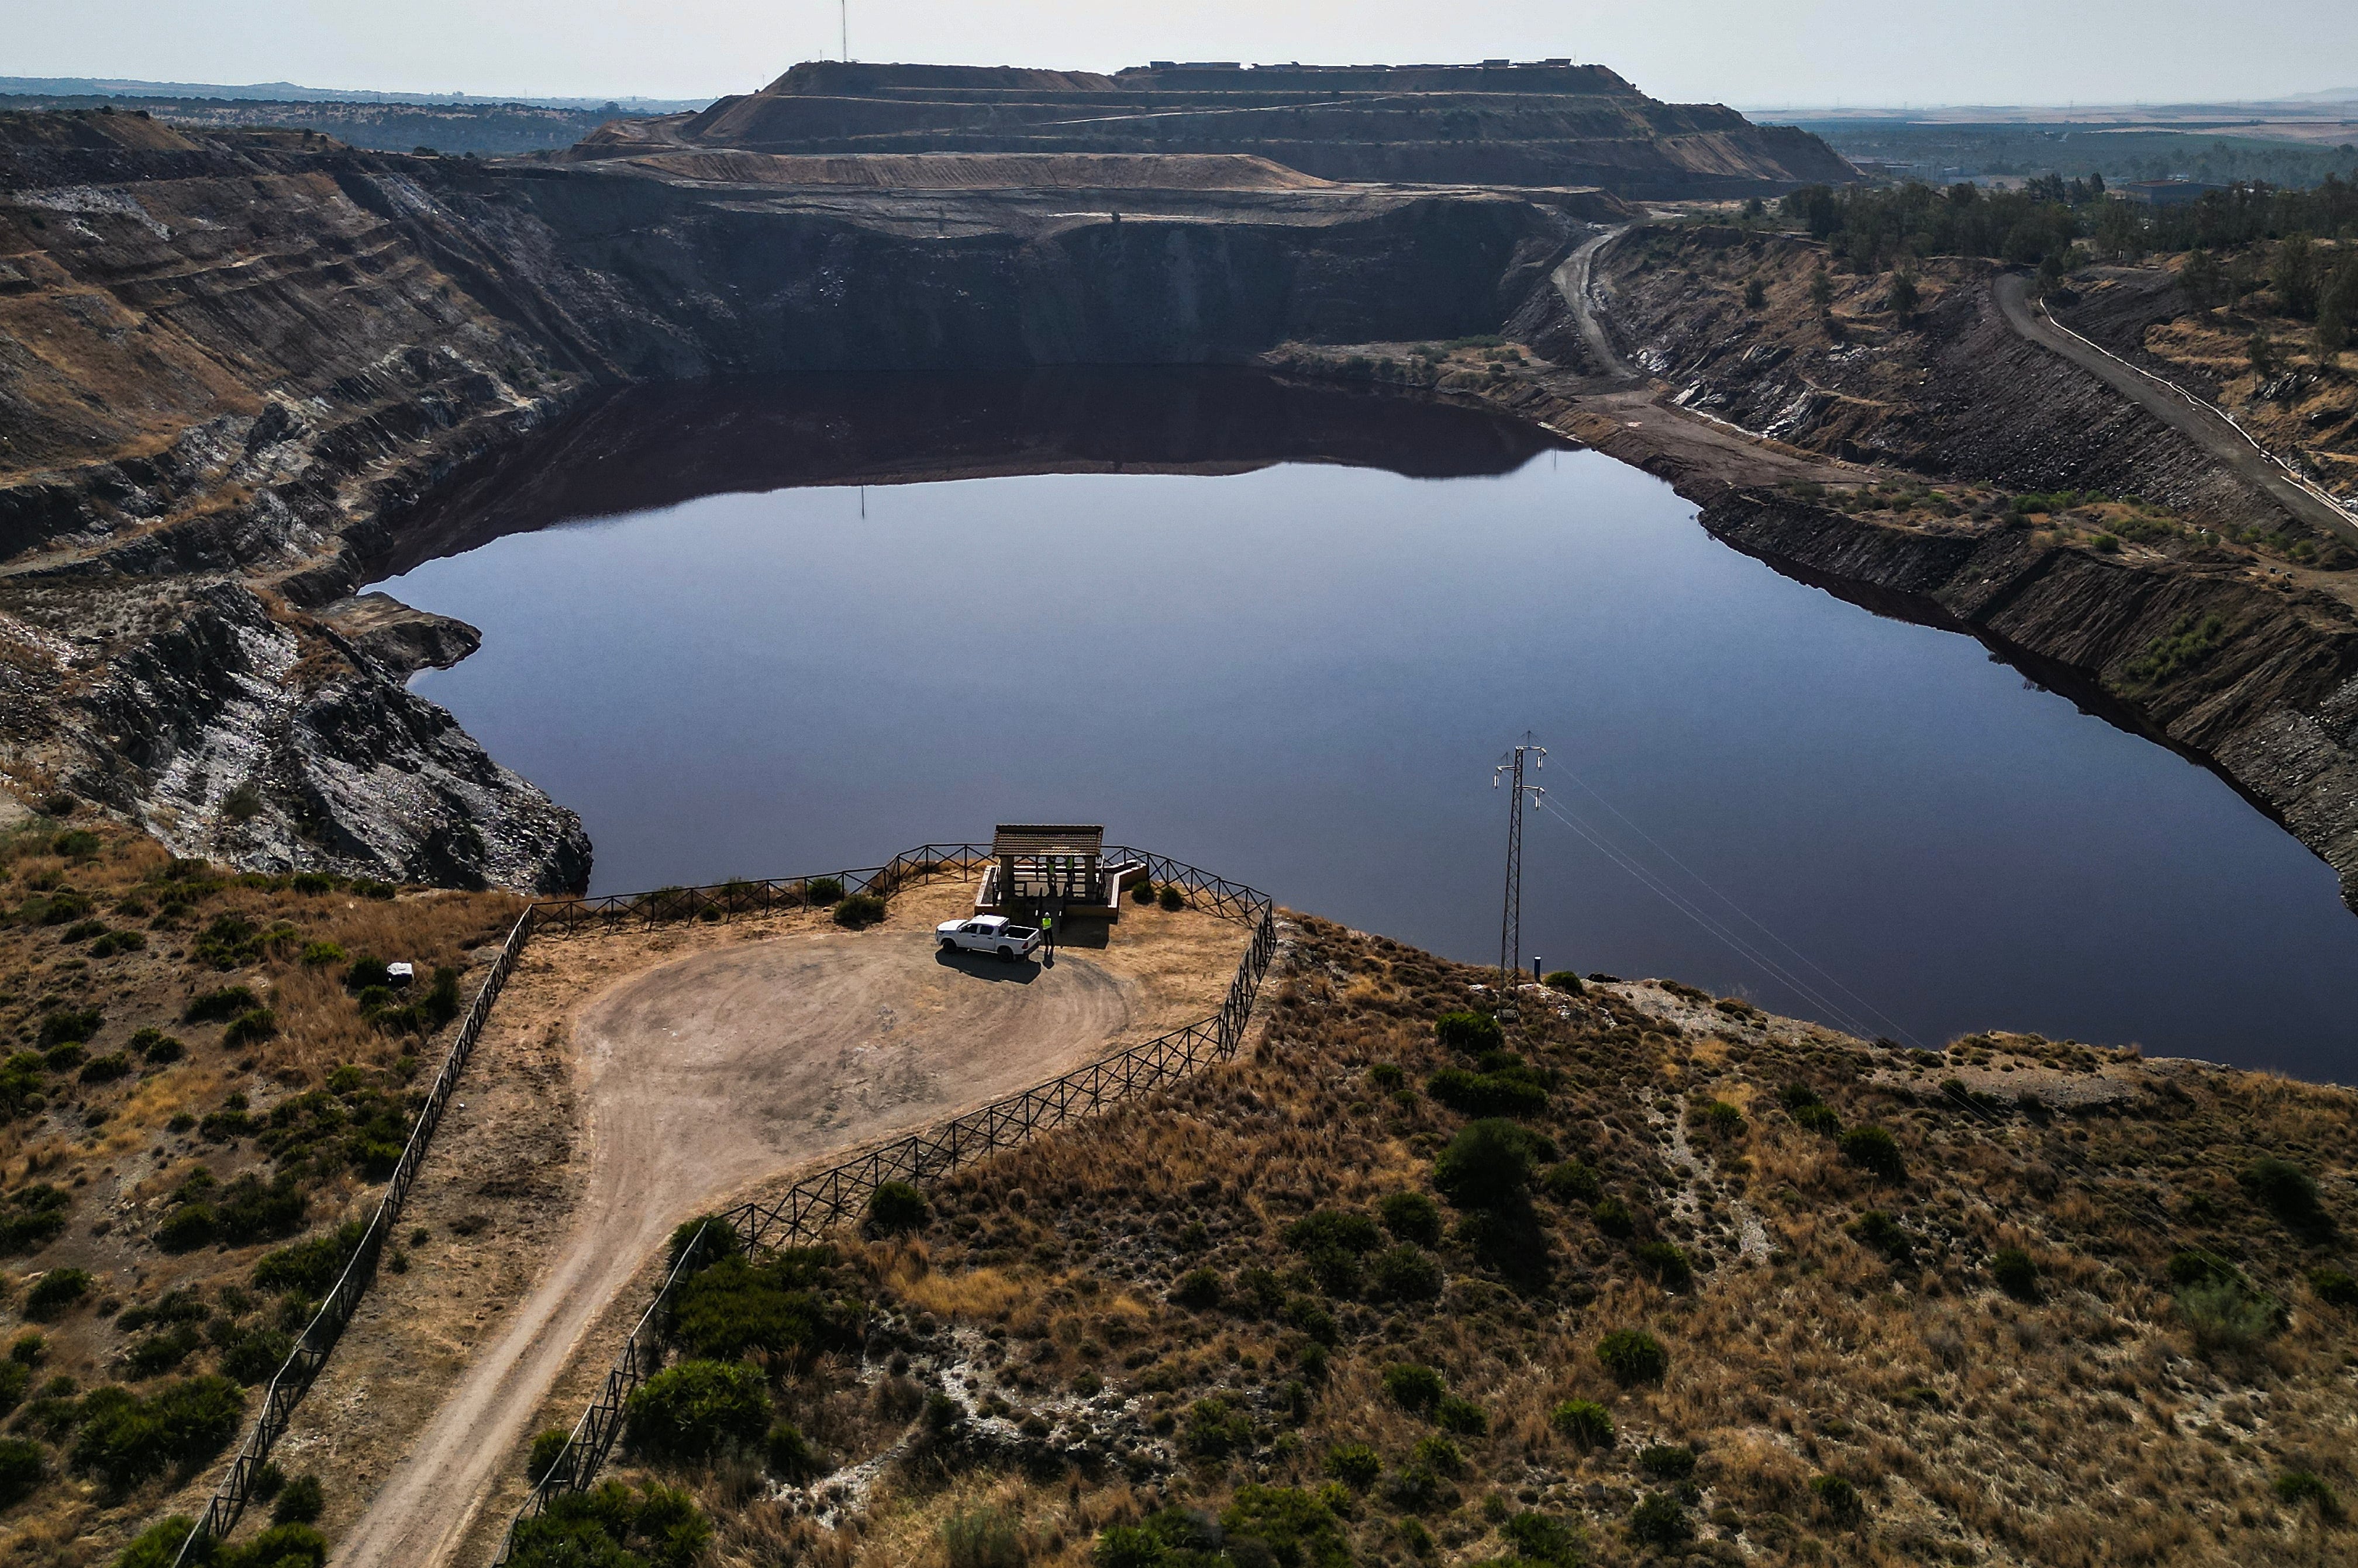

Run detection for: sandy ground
[[253, 876, 1243, 1568]]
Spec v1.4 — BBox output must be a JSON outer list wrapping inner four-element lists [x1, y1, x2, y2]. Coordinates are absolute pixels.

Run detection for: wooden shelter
[[979, 824, 1142, 918]]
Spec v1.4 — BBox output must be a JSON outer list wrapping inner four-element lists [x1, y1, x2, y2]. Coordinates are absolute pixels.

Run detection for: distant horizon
[[4, 67, 2354, 119]]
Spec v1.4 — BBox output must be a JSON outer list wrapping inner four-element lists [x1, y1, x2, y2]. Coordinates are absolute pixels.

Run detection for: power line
[[1494, 734, 1545, 991]]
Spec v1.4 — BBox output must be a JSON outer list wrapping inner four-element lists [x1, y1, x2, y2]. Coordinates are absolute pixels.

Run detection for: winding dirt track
[[335, 930, 1135, 1568], [1552, 225, 1638, 382], [1992, 271, 2358, 548]]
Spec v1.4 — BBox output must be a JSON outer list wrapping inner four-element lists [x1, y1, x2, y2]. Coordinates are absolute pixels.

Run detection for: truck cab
[[936, 914, 1044, 961]]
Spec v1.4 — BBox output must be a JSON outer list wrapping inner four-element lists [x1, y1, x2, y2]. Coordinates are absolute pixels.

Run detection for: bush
[[25, 1269, 91, 1320], [1629, 1492, 1692, 1546], [36, 1007, 101, 1048], [1849, 1210, 1912, 1263], [184, 986, 260, 1024], [1701, 1100, 1746, 1138], [271, 1473, 324, 1524], [1284, 1210, 1382, 1256], [2307, 1266, 2358, 1309], [1183, 1394, 1253, 1458], [1426, 1063, 1549, 1118], [1591, 1196, 1635, 1238], [1540, 970, 1584, 994], [1992, 1247, 2040, 1301], [1368, 1245, 1443, 1303], [252, 1222, 366, 1295], [943, 1505, 1027, 1568], [298, 942, 344, 967], [665, 1214, 742, 1273], [1838, 1124, 1906, 1181], [1794, 1103, 1842, 1135], [1130, 878, 1157, 905], [623, 1360, 770, 1464], [78, 1052, 133, 1085], [2276, 1470, 2339, 1513], [1433, 1120, 1543, 1211], [1157, 885, 1185, 911], [1639, 1443, 1696, 1479], [526, 1428, 572, 1486], [833, 893, 887, 929], [1542, 1161, 1601, 1204], [666, 1250, 858, 1365], [50, 830, 99, 859], [508, 1481, 709, 1568], [136, 1030, 185, 1064], [0, 1186, 70, 1253], [1433, 1010, 1504, 1055], [1550, 1398, 1615, 1449], [117, 1519, 198, 1568], [1412, 1433, 1464, 1478], [343, 958, 391, 993], [1435, 1394, 1488, 1436], [2179, 1277, 2281, 1356], [0, 1436, 44, 1507], [1634, 1241, 1693, 1290], [760, 1418, 819, 1480], [1596, 1328, 1667, 1384], [1381, 1362, 1445, 1415], [1325, 1441, 1381, 1490], [70, 1374, 243, 1487], [2243, 1158, 2332, 1235], [214, 1524, 326, 1568], [1221, 1484, 1352, 1568], [1379, 1191, 1442, 1248], [867, 1180, 928, 1234], [220, 1328, 294, 1386], [1171, 1267, 1223, 1310], [1810, 1473, 1861, 1521]]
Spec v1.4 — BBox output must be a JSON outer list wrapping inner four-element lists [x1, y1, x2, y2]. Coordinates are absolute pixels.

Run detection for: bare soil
[[266, 878, 1244, 1568]]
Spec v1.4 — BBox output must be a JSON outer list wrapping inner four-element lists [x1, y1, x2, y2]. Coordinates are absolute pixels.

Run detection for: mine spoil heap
[[574, 60, 1856, 197]]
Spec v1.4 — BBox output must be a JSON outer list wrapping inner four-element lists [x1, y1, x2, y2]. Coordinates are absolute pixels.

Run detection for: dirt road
[[1992, 271, 2358, 548], [1552, 226, 1639, 382], [334, 928, 1136, 1568]]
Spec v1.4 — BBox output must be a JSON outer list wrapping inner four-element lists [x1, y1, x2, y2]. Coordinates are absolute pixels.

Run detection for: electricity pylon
[[1494, 733, 1545, 993]]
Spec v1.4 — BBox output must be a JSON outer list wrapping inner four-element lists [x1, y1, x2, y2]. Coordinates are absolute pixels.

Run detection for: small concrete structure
[[977, 823, 1146, 919]]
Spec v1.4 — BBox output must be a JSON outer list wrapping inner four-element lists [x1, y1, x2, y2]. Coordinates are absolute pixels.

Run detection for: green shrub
[[1382, 1362, 1445, 1415], [665, 1214, 742, 1272], [623, 1360, 770, 1464], [1638, 1444, 1696, 1479], [1810, 1473, 1861, 1521], [116, 1518, 198, 1568], [0, 1186, 70, 1253], [135, 1030, 185, 1064], [943, 1504, 1027, 1568], [756, 1420, 816, 1482], [1540, 970, 1584, 994], [1992, 1247, 2040, 1300], [1501, 1511, 1580, 1567], [1794, 1103, 1842, 1135], [1542, 1161, 1601, 1204], [1629, 1492, 1691, 1546], [526, 1428, 572, 1486], [1849, 1210, 1912, 1263], [270, 1473, 323, 1524], [2178, 1277, 2281, 1356], [1367, 1063, 1405, 1092], [343, 958, 391, 993], [1433, 1010, 1504, 1055], [1221, 1486, 1351, 1568], [1433, 1120, 1544, 1211], [1591, 1196, 1635, 1237], [1435, 1394, 1488, 1436], [1634, 1241, 1693, 1290], [1157, 885, 1185, 911], [507, 1481, 709, 1568], [1597, 1328, 1667, 1384], [213, 1524, 325, 1568], [0, 1436, 44, 1507], [1838, 1124, 1906, 1181], [184, 986, 259, 1024], [1183, 1394, 1254, 1458], [2307, 1266, 2358, 1309], [252, 1222, 365, 1295], [1701, 1100, 1746, 1138], [1284, 1210, 1382, 1255], [25, 1269, 91, 1321], [1130, 879, 1157, 905], [78, 1052, 133, 1085], [2167, 1249, 2235, 1287], [219, 1328, 294, 1386], [1783, 1082, 1826, 1112], [70, 1374, 243, 1487], [1171, 1267, 1222, 1310], [1324, 1441, 1381, 1490], [1550, 1398, 1614, 1449], [2243, 1158, 2332, 1236], [1379, 1191, 1442, 1248], [41, 1043, 85, 1073], [2276, 1470, 2339, 1513], [298, 942, 345, 967], [1368, 1245, 1443, 1303], [36, 1007, 101, 1048], [1426, 1061, 1549, 1118], [867, 1180, 928, 1234], [1412, 1433, 1464, 1479], [89, 929, 147, 958], [665, 1249, 858, 1365], [833, 893, 887, 929]]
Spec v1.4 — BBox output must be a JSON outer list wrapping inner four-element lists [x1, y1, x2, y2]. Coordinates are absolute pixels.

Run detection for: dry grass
[[636, 911, 2358, 1568]]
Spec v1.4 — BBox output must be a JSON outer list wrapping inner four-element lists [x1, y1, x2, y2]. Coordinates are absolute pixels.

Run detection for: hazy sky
[[8, 0, 2354, 108]]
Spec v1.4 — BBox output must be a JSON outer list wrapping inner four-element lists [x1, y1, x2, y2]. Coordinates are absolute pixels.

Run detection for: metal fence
[[171, 906, 537, 1568], [492, 851, 1277, 1564]]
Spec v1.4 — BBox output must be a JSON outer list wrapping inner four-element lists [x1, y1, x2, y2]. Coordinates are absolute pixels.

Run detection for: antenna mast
[[1493, 733, 1545, 994]]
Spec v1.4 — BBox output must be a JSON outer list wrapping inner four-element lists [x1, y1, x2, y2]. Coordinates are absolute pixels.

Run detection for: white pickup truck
[[936, 914, 1046, 961]]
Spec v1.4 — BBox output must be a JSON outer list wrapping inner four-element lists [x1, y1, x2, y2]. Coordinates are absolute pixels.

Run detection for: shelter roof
[[992, 824, 1105, 858]]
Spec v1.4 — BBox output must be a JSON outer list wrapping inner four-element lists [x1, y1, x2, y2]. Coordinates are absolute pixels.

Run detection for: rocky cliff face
[[0, 110, 1583, 889]]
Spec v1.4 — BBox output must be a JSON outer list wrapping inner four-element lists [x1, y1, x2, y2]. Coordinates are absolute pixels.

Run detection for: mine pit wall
[[0, 125, 1577, 891]]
